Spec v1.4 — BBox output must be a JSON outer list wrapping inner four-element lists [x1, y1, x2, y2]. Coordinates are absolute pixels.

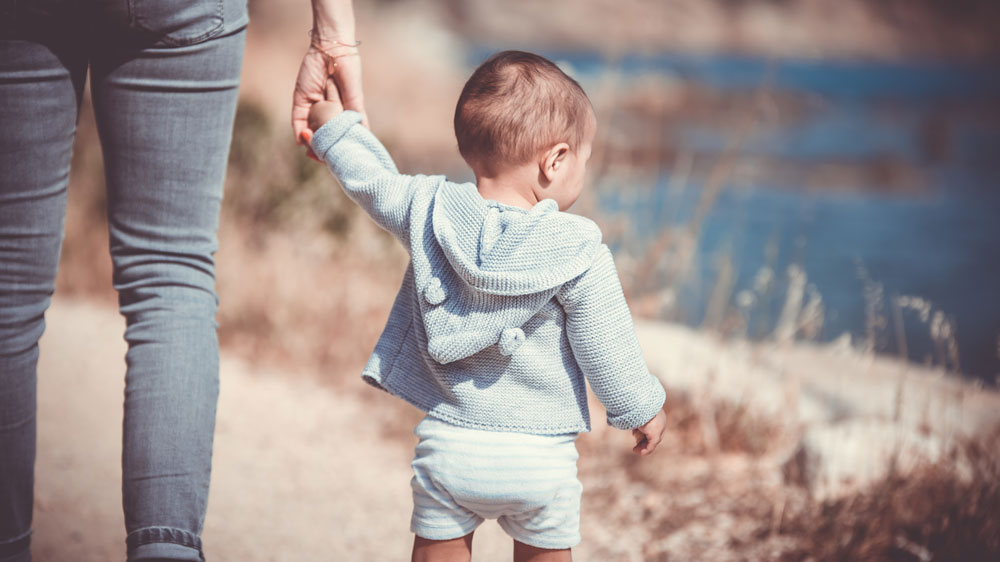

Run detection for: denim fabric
[[0, 1, 247, 561]]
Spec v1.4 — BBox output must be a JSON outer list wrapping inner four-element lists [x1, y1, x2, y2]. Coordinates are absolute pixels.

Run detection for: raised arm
[[293, 0, 367, 159], [558, 245, 667, 434], [310, 110, 424, 242]]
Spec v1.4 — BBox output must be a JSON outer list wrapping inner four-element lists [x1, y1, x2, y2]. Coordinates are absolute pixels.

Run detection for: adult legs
[[0, 29, 87, 562], [88, 24, 246, 562]]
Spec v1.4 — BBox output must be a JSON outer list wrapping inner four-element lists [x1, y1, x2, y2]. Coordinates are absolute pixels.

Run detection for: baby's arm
[[306, 104, 423, 242], [558, 245, 667, 455]]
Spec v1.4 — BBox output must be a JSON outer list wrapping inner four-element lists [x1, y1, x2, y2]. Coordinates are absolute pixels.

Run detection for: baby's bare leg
[[513, 541, 572, 562], [411, 533, 475, 562]]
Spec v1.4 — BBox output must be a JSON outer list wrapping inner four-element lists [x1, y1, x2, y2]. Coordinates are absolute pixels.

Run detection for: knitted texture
[[312, 111, 666, 434]]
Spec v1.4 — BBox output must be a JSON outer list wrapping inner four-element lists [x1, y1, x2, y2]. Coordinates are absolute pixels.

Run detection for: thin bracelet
[[308, 29, 361, 50], [313, 50, 359, 74], [308, 29, 360, 74]]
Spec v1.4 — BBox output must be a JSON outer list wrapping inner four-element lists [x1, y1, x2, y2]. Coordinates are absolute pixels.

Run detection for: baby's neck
[[475, 165, 540, 210]]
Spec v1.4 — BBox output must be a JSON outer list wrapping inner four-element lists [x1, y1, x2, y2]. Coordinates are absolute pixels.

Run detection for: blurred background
[[42, 0, 1000, 560]]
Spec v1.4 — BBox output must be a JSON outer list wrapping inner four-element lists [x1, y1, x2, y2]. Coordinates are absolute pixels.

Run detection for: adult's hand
[[293, 0, 366, 158], [292, 47, 367, 159]]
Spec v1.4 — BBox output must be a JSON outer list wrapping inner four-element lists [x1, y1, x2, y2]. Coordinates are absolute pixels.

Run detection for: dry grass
[[780, 426, 1000, 562], [576, 404, 1000, 562], [214, 222, 404, 380], [651, 391, 784, 457], [213, 98, 409, 379]]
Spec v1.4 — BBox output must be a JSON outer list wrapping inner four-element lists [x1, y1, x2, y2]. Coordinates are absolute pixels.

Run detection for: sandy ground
[[31, 298, 515, 561]]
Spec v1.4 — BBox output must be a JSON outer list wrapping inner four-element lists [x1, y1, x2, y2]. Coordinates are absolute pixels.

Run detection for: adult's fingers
[[324, 78, 345, 112], [292, 109, 310, 146], [297, 130, 321, 162], [332, 55, 367, 127], [292, 50, 329, 142]]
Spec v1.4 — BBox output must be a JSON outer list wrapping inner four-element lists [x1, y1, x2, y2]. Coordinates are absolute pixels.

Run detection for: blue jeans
[[0, 1, 247, 560]]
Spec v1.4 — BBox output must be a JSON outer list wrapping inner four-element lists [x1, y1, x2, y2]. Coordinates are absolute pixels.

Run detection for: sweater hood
[[420, 182, 602, 364], [432, 182, 601, 296]]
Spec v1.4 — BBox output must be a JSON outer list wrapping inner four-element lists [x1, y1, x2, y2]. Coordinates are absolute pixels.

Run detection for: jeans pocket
[[128, 0, 224, 47]]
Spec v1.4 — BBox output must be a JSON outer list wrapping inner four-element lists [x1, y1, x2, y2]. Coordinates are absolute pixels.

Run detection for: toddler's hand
[[300, 77, 346, 148], [632, 408, 666, 456], [300, 96, 344, 153], [308, 99, 343, 134]]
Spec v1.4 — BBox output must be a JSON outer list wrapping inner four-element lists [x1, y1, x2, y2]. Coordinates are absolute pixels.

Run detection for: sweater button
[[498, 328, 525, 356], [424, 277, 446, 305]]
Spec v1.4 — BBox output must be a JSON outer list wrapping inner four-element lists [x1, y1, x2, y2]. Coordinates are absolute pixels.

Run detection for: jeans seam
[[126, 526, 202, 554]]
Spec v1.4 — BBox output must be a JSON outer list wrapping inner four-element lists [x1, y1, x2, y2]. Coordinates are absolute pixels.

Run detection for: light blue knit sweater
[[312, 110, 665, 435]]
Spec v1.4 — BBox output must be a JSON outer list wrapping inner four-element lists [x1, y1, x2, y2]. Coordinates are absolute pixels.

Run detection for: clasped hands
[[291, 40, 368, 161]]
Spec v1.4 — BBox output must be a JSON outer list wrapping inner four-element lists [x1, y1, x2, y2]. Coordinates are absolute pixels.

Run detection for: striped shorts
[[410, 415, 583, 550]]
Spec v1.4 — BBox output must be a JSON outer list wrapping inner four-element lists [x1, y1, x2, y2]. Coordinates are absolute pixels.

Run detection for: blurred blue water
[[466, 49, 1000, 380], [602, 172, 1000, 381]]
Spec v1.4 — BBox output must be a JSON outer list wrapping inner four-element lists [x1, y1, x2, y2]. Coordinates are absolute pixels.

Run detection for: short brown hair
[[454, 50, 592, 172]]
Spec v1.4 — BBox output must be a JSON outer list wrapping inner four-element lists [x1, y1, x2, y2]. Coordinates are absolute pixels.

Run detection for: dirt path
[[32, 298, 514, 561]]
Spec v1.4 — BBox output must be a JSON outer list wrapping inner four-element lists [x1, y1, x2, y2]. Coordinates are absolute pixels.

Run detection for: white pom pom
[[498, 327, 526, 356], [424, 277, 446, 306]]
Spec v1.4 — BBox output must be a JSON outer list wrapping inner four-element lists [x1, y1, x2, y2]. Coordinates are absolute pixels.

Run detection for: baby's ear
[[541, 143, 570, 182]]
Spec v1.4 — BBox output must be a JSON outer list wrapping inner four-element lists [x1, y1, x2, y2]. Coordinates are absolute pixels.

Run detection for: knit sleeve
[[310, 110, 420, 243], [557, 245, 666, 430]]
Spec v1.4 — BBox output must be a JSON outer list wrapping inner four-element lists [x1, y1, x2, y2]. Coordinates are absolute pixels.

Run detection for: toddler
[[306, 50, 667, 562]]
